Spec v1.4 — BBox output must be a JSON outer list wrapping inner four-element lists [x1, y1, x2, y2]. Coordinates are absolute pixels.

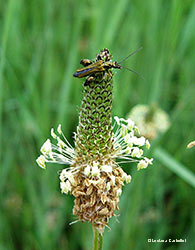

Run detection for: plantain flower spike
[[128, 103, 170, 140], [36, 48, 153, 234]]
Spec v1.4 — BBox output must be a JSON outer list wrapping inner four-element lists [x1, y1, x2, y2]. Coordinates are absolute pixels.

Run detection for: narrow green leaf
[[154, 147, 195, 188]]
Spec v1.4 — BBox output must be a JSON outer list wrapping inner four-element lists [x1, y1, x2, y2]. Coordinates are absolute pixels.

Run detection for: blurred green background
[[0, 0, 195, 249]]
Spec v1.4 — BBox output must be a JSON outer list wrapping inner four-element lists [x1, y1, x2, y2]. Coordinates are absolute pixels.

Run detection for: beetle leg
[[80, 59, 92, 66], [107, 71, 113, 82], [99, 70, 113, 84], [84, 75, 95, 86]]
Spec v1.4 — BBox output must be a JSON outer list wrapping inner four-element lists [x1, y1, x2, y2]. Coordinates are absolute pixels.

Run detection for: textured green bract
[[75, 53, 114, 164]]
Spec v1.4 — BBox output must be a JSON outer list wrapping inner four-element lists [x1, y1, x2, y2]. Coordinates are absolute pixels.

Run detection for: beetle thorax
[[103, 61, 121, 69]]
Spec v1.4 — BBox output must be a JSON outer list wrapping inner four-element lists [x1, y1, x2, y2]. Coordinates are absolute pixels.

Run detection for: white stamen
[[144, 157, 153, 165], [36, 155, 46, 169], [131, 147, 143, 158], [126, 174, 132, 183], [110, 175, 115, 186], [127, 118, 135, 130], [146, 139, 151, 149], [106, 182, 111, 191], [84, 165, 91, 176], [92, 165, 100, 177], [137, 159, 148, 170], [51, 128, 57, 139], [117, 188, 122, 196], [60, 180, 71, 194], [121, 124, 128, 137], [57, 124, 62, 134], [101, 165, 112, 173], [40, 139, 52, 155], [114, 116, 120, 125], [57, 137, 66, 148]]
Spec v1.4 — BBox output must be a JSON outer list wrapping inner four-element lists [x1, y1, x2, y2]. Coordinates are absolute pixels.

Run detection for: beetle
[[73, 60, 122, 78], [73, 47, 143, 86]]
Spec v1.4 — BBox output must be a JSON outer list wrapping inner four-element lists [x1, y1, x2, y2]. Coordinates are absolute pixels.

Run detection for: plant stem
[[92, 225, 103, 250]]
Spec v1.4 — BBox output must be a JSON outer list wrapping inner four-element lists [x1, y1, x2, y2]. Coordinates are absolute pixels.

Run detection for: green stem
[[92, 225, 103, 250]]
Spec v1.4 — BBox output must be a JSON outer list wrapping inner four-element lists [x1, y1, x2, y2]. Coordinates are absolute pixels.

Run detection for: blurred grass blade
[[154, 147, 195, 188], [103, 0, 129, 46], [0, 0, 14, 157]]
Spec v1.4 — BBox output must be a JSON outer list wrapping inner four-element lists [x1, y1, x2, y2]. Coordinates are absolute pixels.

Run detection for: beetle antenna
[[120, 65, 144, 80], [118, 47, 143, 64]]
